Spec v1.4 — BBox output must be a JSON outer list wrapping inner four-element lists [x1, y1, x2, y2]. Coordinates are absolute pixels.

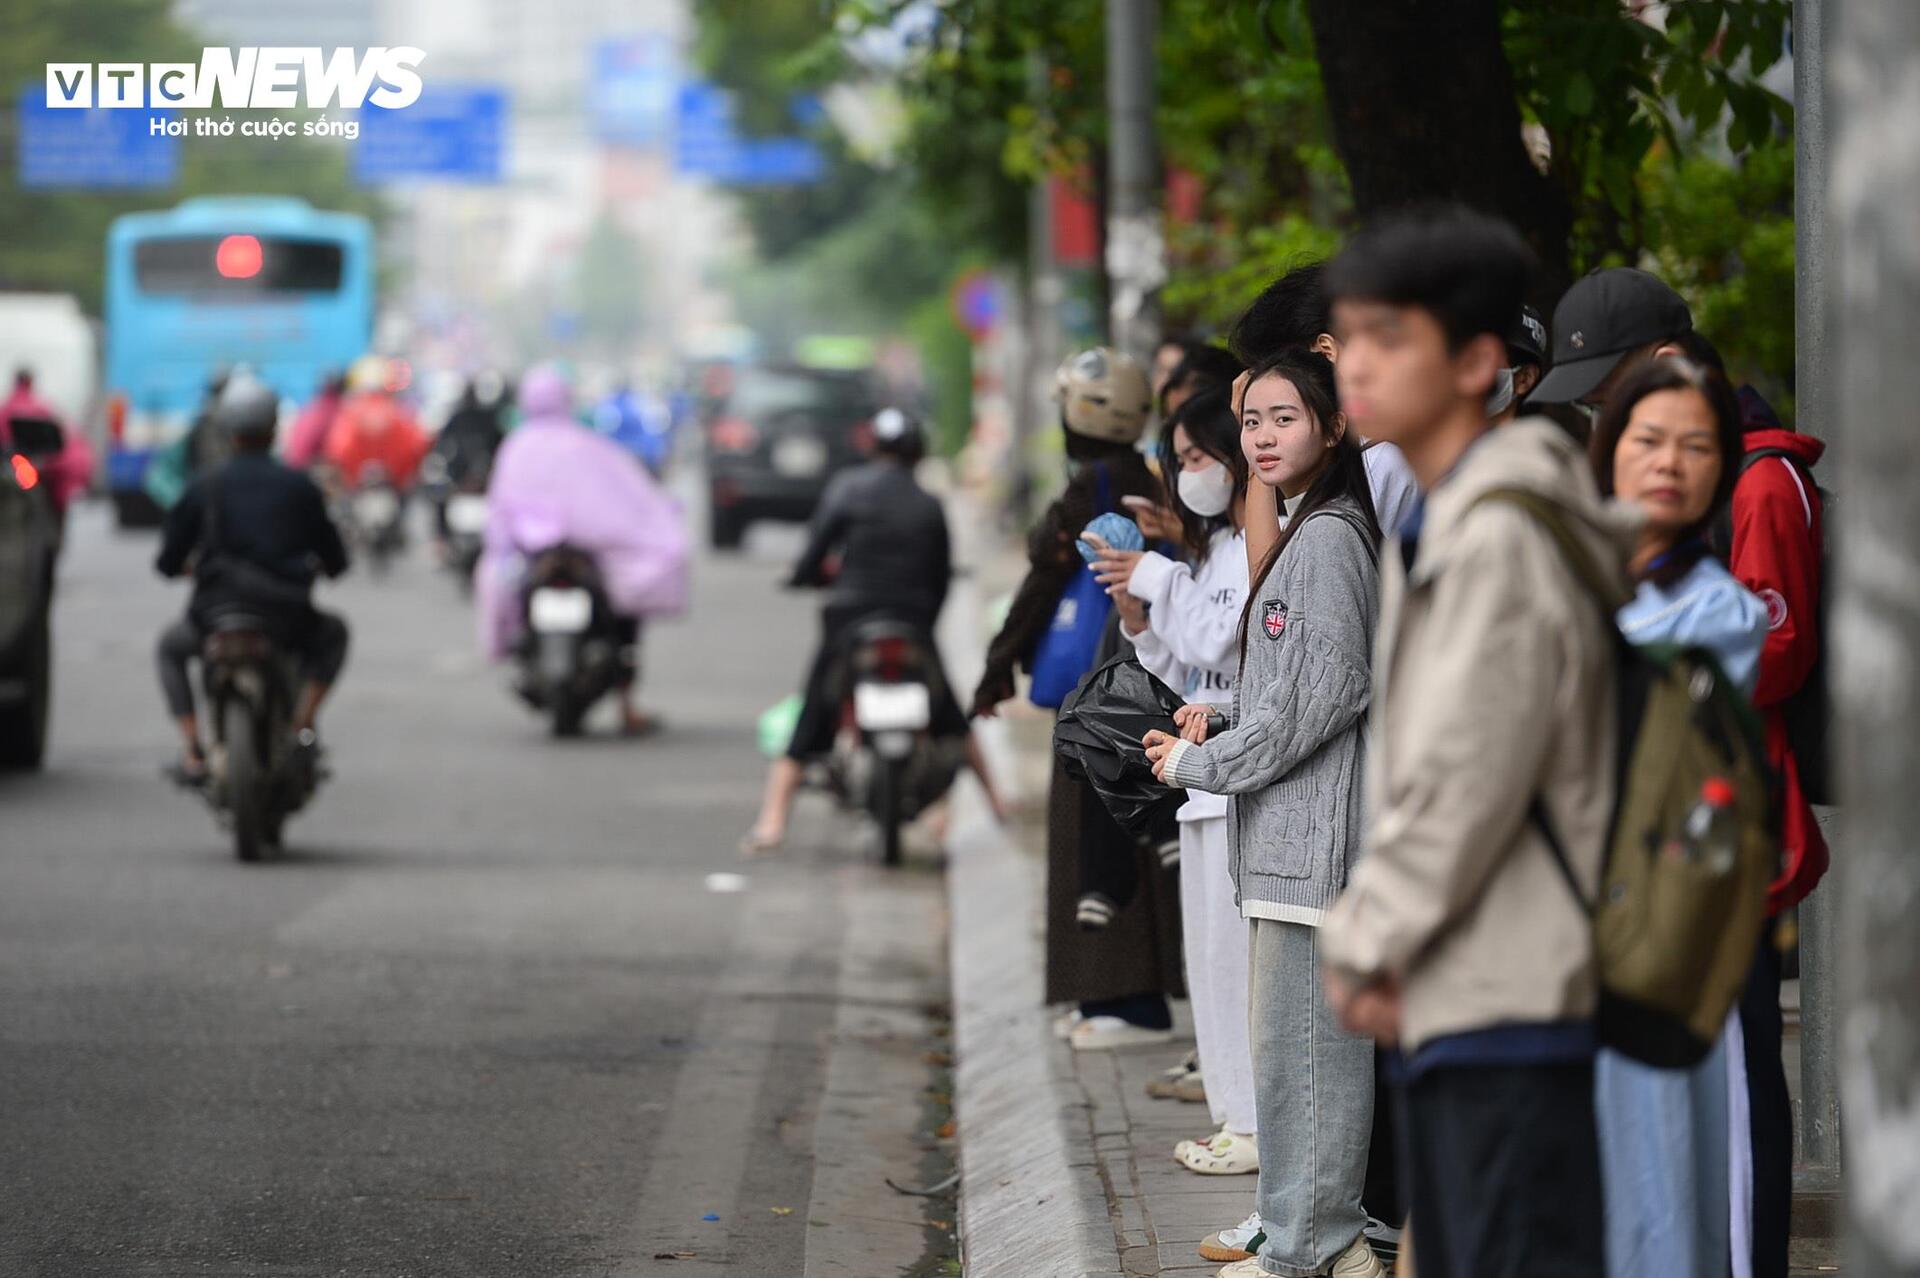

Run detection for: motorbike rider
[[743, 408, 1006, 855], [323, 356, 431, 491], [2, 366, 96, 521], [477, 363, 690, 735], [153, 376, 351, 785], [428, 373, 508, 555], [283, 369, 348, 469]]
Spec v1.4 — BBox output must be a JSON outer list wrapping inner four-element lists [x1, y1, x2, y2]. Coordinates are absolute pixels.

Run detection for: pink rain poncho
[[476, 365, 691, 659]]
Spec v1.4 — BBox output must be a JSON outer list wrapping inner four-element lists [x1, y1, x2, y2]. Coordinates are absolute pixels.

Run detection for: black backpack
[[1710, 448, 1833, 805]]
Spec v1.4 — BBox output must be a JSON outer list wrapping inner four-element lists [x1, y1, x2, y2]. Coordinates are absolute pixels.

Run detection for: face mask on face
[[1176, 460, 1235, 518], [1485, 366, 1518, 418]]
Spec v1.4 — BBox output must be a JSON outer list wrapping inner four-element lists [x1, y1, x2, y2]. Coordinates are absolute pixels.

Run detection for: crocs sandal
[[1178, 1131, 1259, 1176]]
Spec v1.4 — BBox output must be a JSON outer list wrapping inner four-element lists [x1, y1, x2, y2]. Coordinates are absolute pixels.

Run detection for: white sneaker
[[1198, 1212, 1265, 1262], [1068, 1015, 1175, 1050], [1328, 1232, 1387, 1278], [1215, 1259, 1265, 1277]]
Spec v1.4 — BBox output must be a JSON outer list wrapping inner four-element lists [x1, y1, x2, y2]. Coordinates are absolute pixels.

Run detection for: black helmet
[[871, 407, 926, 463], [215, 375, 280, 441]]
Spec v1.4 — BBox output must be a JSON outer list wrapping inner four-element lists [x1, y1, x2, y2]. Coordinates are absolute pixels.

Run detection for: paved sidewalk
[[1071, 1016, 1266, 1276]]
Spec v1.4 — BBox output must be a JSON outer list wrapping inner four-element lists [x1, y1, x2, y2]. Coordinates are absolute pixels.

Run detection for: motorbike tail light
[[873, 635, 910, 679], [107, 393, 128, 444], [204, 630, 274, 662], [11, 454, 39, 490], [709, 416, 758, 453]]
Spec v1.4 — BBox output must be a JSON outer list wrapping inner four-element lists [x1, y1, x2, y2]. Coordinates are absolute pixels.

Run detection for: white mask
[[1485, 366, 1518, 418], [1176, 461, 1235, 518]]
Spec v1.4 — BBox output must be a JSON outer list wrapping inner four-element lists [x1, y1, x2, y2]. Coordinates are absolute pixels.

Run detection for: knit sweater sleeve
[[1163, 516, 1375, 794]]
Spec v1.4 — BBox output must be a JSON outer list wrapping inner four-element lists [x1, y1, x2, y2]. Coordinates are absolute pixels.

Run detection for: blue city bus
[[102, 196, 374, 524]]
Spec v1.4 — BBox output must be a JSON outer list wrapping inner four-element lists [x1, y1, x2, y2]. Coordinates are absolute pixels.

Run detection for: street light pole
[[1104, 0, 1163, 366], [1832, 0, 1920, 1273]]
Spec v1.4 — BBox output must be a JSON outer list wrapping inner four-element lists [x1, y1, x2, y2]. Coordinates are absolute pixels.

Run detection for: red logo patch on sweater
[[1262, 600, 1288, 639]]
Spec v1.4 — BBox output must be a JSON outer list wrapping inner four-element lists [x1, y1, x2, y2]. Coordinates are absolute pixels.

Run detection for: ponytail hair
[[1235, 349, 1382, 654]]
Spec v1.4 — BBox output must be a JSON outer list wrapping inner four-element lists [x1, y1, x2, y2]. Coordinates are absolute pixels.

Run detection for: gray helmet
[[215, 375, 280, 441]]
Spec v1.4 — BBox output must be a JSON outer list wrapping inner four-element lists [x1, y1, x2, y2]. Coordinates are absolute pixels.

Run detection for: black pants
[[1739, 932, 1793, 1278], [157, 608, 351, 719], [1396, 1061, 1604, 1278], [611, 615, 641, 691]]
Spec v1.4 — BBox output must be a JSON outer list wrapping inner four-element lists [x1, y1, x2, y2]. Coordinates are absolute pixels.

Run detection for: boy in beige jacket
[[1317, 208, 1636, 1278]]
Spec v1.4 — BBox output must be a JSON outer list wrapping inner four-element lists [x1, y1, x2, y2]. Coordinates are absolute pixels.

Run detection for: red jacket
[[1725, 419, 1828, 913]]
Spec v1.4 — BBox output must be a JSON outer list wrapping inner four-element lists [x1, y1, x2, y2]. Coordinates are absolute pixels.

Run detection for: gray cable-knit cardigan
[[1161, 496, 1379, 924]]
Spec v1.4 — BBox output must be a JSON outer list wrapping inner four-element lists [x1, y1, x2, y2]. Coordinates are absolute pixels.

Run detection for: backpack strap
[[1470, 487, 1628, 613], [1527, 796, 1594, 914], [1470, 487, 1622, 916], [1092, 461, 1113, 517], [1296, 504, 1381, 568]]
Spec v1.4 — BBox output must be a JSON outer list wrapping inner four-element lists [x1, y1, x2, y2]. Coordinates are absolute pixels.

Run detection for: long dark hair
[[1235, 349, 1382, 653], [1589, 355, 1743, 588], [1157, 384, 1246, 564]]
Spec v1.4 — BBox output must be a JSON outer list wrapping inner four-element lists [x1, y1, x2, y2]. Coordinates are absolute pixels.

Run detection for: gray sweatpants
[[1250, 918, 1375, 1277]]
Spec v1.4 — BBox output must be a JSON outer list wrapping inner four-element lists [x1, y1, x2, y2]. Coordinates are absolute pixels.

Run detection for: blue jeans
[[1250, 919, 1374, 1276], [1595, 1022, 1735, 1278]]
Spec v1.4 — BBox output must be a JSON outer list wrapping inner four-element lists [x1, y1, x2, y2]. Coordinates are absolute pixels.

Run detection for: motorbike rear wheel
[[551, 690, 585, 739], [224, 700, 272, 863], [874, 757, 906, 867]]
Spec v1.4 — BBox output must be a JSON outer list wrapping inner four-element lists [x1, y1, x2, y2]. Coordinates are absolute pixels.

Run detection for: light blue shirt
[[1616, 555, 1768, 694]]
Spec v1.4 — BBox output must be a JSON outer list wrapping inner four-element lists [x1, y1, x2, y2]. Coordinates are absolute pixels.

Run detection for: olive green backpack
[[1476, 488, 1776, 1069]]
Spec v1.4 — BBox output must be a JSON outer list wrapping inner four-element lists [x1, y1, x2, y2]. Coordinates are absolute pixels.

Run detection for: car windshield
[[728, 368, 871, 424]]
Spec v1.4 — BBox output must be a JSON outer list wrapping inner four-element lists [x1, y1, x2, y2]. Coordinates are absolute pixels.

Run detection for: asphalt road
[[0, 497, 945, 1277]]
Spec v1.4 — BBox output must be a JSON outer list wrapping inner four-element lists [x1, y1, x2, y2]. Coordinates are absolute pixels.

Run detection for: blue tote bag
[[1028, 465, 1116, 709]]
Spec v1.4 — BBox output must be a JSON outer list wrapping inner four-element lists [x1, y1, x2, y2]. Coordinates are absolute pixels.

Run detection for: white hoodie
[[1122, 526, 1247, 822]]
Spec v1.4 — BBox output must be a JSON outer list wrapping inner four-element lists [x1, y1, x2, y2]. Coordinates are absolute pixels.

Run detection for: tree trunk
[[1305, 0, 1574, 306]]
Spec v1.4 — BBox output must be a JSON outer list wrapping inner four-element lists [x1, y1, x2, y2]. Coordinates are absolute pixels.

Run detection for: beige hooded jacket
[[1320, 418, 1639, 1053]]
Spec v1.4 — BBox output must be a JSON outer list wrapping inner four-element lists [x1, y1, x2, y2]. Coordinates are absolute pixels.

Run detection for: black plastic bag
[[1053, 654, 1188, 837]]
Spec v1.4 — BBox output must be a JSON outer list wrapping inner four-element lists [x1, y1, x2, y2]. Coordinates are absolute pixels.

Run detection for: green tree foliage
[[0, 0, 383, 308], [694, 0, 1799, 392]]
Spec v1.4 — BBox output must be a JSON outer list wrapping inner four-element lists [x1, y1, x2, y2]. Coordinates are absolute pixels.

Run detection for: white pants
[[1178, 815, 1256, 1135]]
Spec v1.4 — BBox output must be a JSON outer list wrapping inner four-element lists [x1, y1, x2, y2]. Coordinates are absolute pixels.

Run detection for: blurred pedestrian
[[1587, 356, 1768, 1278], [973, 347, 1183, 1048], [1319, 207, 1633, 1278]]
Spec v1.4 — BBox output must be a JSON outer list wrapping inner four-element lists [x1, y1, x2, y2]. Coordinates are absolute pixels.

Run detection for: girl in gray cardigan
[[1145, 350, 1385, 1278]]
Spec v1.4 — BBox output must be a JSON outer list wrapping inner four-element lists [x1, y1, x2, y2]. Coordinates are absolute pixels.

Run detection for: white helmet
[[1055, 347, 1152, 444]]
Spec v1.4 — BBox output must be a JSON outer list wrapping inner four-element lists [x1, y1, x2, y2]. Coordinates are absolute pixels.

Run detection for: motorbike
[[512, 546, 625, 738], [196, 613, 323, 862], [419, 451, 488, 594], [829, 617, 964, 866], [341, 462, 406, 574]]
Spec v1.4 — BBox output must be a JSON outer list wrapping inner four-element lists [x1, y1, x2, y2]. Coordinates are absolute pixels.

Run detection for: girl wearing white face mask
[[1089, 382, 1261, 1182]]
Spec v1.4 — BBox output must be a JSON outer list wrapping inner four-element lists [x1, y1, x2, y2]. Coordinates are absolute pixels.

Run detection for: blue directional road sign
[[672, 81, 823, 186], [354, 84, 506, 184], [592, 36, 677, 145], [17, 84, 179, 189]]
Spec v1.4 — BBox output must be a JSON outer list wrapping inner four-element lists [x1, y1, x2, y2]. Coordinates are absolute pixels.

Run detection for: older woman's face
[[1612, 386, 1723, 541]]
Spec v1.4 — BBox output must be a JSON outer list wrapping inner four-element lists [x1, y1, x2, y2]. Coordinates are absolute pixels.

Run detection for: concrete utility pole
[[1831, 0, 1920, 1273], [1791, 0, 1841, 1194], [1103, 0, 1163, 365]]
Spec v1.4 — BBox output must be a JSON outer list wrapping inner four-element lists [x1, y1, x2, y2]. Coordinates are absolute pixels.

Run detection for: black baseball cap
[[1508, 304, 1547, 367], [1530, 268, 1692, 404]]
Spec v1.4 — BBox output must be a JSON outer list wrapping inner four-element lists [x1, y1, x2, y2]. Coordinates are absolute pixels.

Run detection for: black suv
[[0, 417, 60, 769], [704, 364, 877, 550]]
